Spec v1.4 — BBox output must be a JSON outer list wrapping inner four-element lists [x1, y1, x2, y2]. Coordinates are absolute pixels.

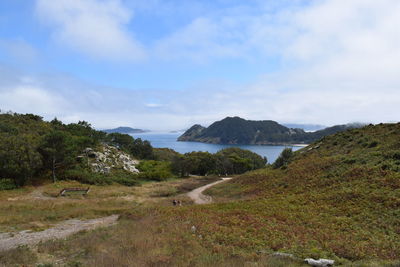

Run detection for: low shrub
[[0, 178, 17, 190], [273, 148, 294, 169], [137, 160, 174, 181], [109, 170, 140, 186], [62, 168, 139, 186], [62, 169, 111, 185], [0, 245, 37, 266]]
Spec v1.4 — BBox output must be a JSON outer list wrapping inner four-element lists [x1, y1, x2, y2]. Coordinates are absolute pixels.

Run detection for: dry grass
[[0, 245, 37, 267], [33, 213, 307, 267], [0, 176, 218, 232]]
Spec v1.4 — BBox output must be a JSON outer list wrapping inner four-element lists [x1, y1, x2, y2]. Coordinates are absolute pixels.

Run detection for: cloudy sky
[[0, 0, 399, 131]]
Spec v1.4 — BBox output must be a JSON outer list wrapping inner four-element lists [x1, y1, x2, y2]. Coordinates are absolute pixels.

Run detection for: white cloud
[[155, 17, 248, 62], [0, 39, 38, 64], [0, 85, 68, 115], [2, 0, 400, 130], [35, 0, 146, 61]]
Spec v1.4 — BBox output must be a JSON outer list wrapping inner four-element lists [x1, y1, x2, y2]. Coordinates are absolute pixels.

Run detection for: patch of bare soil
[[187, 178, 232, 204], [0, 215, 119, 251]]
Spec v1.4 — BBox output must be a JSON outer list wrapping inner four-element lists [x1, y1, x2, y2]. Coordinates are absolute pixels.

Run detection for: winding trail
[[0, 215, 119, 252], [0, 178, 232, 251], [187, 177, 232, 204]]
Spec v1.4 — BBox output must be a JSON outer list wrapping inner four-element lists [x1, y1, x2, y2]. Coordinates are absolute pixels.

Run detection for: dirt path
[[187, 178, 232, 204], [7, 189, 55, 201], [0, 215, 119, 251]]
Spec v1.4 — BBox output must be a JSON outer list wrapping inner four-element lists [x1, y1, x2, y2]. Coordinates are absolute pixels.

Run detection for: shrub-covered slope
[[171, 123, 400, 262]]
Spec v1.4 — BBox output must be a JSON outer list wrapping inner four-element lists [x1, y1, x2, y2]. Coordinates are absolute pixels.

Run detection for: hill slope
[[173, 123, 400, 262], [178, 116, 361, 145]]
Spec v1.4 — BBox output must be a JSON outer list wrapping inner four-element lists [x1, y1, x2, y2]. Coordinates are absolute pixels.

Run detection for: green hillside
[[172, 123, 400, 263], [178, 116, 362, 145]]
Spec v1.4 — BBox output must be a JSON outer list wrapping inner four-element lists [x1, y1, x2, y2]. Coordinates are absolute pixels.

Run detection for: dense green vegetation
[[178, 116, 362, 145], [105, 132, 154, 159], [171, 148, 266, 177], [0, 113, 268, 189], [273, 147, 294, 169], [0, 113, 154, 188]]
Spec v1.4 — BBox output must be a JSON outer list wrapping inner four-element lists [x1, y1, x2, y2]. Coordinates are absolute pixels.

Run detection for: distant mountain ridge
[[178, 117, 364, 145], [102, 127, 149, 134]]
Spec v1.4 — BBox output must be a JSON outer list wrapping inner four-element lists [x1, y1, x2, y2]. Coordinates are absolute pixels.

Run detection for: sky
[[0, 0, 399, 131]]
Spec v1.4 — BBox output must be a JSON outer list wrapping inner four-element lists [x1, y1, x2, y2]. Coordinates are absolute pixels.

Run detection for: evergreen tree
[[39, 130, 74, 182]]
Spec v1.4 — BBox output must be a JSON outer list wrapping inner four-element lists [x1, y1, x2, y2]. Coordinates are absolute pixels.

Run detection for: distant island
[[178, 116, 364, 145], [102, 126, 149, 134]]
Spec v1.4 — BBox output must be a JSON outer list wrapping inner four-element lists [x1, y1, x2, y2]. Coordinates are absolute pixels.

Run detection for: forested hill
[[178, 116, 363, 144], [0, 113, 154, 188]]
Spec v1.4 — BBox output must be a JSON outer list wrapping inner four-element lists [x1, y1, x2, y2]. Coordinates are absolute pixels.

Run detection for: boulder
[[304, 258, 334, 267]]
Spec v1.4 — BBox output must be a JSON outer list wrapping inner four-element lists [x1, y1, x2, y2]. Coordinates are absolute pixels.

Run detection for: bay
[[130, 132, 305, 163]]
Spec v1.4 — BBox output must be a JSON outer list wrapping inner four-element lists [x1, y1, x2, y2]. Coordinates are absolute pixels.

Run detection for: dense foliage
[[105, 133, 154, 159], [272, 147, 294, 169], [0, 113, 155, 187], [178, 116, 362, 144], [0, 112, 269, 188], [172, 148, 267, 177]]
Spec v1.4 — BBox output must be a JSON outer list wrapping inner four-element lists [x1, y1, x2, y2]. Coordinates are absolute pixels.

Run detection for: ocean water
[[130, 132, 304, 163]]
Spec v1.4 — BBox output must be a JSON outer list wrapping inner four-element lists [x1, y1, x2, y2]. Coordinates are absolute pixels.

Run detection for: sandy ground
[[187, 178, 232, 204], [0, 215, 119, 251]]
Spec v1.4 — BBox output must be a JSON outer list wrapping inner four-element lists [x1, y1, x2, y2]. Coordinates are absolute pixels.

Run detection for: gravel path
[[187, 178, 232, 204], [0, 215, 119, 251]]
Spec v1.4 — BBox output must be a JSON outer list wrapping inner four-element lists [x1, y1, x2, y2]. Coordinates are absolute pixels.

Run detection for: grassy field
[[0, 176, 220, 233], [1, 123, 400, 266]]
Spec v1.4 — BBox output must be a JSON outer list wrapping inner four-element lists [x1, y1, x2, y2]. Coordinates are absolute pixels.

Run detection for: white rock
[[304, 258, 335, 267]]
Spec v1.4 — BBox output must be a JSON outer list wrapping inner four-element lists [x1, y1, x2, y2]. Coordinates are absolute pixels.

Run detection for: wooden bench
[[58, 187, 90, 197]]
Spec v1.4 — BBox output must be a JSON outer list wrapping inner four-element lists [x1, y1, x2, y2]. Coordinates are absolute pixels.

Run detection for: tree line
[[0, 113, 270, 189], [0, 113, 155, 189], [171, 148, 267, 177]]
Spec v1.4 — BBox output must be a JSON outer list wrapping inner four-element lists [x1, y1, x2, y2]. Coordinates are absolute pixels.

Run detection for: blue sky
[[0, 0, 399, 130]]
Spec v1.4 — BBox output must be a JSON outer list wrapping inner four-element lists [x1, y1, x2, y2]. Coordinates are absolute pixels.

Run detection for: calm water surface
[[131, 133, 304, 163]]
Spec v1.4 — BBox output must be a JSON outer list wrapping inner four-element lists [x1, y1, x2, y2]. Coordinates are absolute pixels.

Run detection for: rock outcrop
[[82, 145, 139, 174]]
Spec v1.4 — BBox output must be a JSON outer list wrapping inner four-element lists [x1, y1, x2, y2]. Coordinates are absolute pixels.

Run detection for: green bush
[[109, 170, 140, 186], [137, 160, 173, 181], [273, 148, 294, 169], [0, 178, 17, 190], [62, 169, 139, 186], [62, 169, 110, 185]]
